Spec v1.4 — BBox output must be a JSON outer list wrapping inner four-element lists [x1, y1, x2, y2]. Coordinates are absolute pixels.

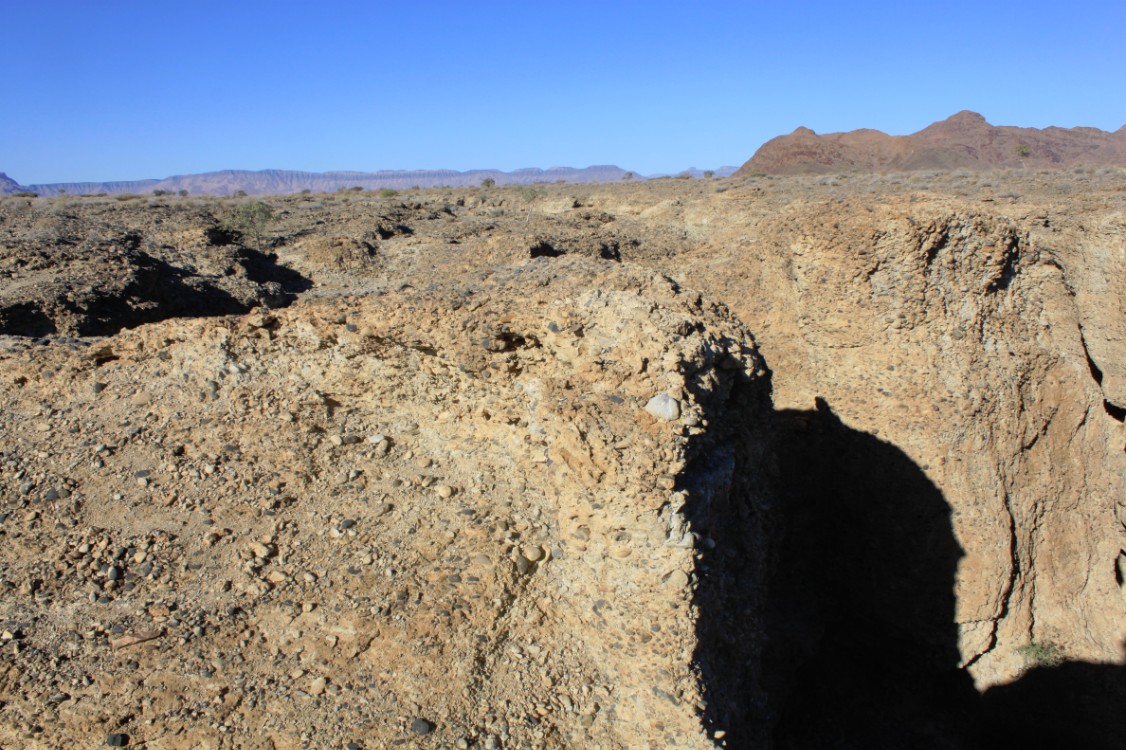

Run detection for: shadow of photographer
[[691, 396, 1126, 749]]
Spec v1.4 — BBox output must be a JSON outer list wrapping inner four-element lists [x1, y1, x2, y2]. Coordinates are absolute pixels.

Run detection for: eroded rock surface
[[1, 171, 1124, 748], [0, 255, 770, 749]]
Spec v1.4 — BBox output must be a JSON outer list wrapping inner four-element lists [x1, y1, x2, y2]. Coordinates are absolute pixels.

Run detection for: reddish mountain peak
[[735, 111, 1126, 176], [918, 110, 992, 136], [945, 110, 989, 126]]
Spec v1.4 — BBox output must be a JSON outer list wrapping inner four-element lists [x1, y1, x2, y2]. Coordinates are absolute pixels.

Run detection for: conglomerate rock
[[0, 256, 771, 749]]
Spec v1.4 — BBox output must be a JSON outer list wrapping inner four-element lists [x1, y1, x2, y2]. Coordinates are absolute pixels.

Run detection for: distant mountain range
[[0, 164, 739, 197], [735, 111, 1126, 175]]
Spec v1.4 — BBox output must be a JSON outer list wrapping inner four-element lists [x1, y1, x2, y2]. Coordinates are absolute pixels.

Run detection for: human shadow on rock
[[687, 396, 980, 748], [762, 398, 980, 749], [690, 395, 1126, 749]]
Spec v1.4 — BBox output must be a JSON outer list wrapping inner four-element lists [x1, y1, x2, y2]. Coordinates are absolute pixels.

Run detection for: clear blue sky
[[3, 1, 1123, 183]]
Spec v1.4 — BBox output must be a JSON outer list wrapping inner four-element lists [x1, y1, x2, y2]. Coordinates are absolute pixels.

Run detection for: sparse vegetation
[[704, 170, 715, 179], [622, 171, 635, 181], [225, 200, 275, 252], [480, 177, 496, 189], [512, 185, 543, 203], [1017, 641, 1064, 669], [378, 188, 400, 198]]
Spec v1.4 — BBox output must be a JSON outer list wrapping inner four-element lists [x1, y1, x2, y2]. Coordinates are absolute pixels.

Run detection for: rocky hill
[[0, 173, 25, 195], [735, 111, 1126, 175], [1, 171, 1124, 748]]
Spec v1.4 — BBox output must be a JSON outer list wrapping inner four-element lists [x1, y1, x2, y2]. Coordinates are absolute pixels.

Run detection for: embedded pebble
[[644, 393, 680, 421], [665, 569, 690, 588]]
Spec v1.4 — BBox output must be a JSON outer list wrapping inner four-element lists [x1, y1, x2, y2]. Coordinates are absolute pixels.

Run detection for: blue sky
[[3, 1, 1123, 183]]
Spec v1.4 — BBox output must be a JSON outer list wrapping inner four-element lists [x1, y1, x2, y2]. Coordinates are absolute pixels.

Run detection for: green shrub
[[1017, 641, 1064, 669], [480, 177, 496, 189], [225, 201, 274, 252], [378, 188, 399, 198], [512, 185, 542, 202]]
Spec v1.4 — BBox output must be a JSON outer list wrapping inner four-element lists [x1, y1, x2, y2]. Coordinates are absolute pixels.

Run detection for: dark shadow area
[[373, 221, 414, 239], [204, 225, 241, 246], [761, 398, 979, 749], [529, 240, 565, 258], [0, 246, 312, 338], [0, 302, 58, 336], [72, 253, 250, 336], [689, 395, 1126, 749], [599, 240, 622, 261], [981, 654, 1126, 750], [236, 247, 314, 302], [72, 249, 312, 336]]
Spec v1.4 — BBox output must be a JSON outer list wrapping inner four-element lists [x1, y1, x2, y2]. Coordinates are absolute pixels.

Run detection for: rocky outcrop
[[678, 194, 1125, 685], [0, 252, 775, 749], [0, 202, 310, 336], [1, 173, 1123, 747], [735, 111, 1126, 174]]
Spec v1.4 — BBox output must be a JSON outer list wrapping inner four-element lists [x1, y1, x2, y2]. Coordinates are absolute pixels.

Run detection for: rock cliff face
[[685, 196, 1124, 674], [736, 111, 1126, 174], [1, 172, 1123, 747]]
